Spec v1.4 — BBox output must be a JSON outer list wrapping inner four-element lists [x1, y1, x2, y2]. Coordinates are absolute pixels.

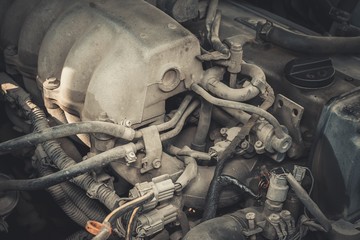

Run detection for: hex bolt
[[269, 213, 280, 223], [125, 152, 137, 165], [246, 212, 256, 240], [279, 210, 291, 219], [241, 141, 249, 149], [280, 210, 295, 234], [220, 128, 227, 136], [43, 77, 60, 90], [255, 141, 263, 148], [152, 159, 161, 169], [124, 120, 132, 127]]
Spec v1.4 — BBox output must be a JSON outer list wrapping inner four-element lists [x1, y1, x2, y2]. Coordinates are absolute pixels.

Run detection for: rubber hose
[[38, 166, 93, 227], [258, 21, 360, 54], [0, 144, 133, 192], [191, 100, 212, 151], [183, 214, 247, 240], [0, 121, 136, 152], [0, 73, 123, 210]]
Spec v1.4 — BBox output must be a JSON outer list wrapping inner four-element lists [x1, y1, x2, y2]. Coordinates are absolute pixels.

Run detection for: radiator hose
[[257, 21, 360, 54], [183, 213, 247, 240]]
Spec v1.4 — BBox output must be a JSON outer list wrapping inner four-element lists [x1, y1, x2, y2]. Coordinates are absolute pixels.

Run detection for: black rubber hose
[[201, 116, 258, 221], [39, 165, 109, 227], [0, 73, 124, 210], [0, 121, 136, 152], [257, 21, 360, 54], [61, 183, 107, 223], [191, 100, 212, 151], [183, 214, 247, 240], [38, 166, 90, 227], [0, 143, 134, 192]]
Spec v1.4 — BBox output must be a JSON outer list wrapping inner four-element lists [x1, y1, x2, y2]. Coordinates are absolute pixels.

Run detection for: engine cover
[[1, 0, 203, 126]]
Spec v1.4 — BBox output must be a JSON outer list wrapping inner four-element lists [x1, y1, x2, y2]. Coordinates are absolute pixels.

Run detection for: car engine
[[0, 0, 359, 239]]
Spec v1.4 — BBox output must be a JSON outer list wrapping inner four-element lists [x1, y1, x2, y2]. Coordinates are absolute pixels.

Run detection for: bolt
[[345, 76, 354, 82], [255, 140, 263, 148], [124, 120, 132, 127], [43, 77, 60, 90], [220, 128, 227, 136], [152, 159, 161, 169], [246, 212, 256, 221], [246, 212, 256, 240], [125, 152, 137, 165], [268, 213, 280, 223], [241, 141, 249, 149], [280, 210, 291, 220]]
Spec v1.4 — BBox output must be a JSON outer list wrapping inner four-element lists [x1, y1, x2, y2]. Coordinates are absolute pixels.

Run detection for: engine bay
[[0, 0, 360, 239]]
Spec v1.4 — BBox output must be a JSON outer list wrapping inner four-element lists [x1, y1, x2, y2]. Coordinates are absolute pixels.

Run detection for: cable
[[125, 207, 140, 240], [105, 191, 154, 224], [217, 175, 260, 199]]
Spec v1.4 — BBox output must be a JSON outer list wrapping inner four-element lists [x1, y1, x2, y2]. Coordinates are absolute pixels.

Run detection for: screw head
[[246, 212, 256, 220]]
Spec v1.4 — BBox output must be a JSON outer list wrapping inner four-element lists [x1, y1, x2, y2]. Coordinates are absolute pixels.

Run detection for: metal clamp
[[140, 126, 162, 173]]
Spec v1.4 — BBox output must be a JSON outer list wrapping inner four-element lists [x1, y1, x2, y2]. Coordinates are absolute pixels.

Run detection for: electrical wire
[[104, 191, 154, 224], [125, 207, 140, 240]]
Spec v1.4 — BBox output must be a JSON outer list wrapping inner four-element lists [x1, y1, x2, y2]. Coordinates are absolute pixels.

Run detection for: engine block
[[1, 0, 203, 127]]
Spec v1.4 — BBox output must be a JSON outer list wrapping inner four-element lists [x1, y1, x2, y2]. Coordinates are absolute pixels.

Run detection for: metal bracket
[[140, 126, 162, 173], [242, 227, 263, 237], [273, 94, 304, 158]]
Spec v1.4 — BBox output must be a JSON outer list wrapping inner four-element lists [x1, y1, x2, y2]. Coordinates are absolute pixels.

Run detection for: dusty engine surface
[[0, 0, 360, 240]]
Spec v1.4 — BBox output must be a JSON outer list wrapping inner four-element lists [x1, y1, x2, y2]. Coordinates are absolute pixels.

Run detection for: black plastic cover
[[311, 87, 360, 221], [285, 58, 335, 88]]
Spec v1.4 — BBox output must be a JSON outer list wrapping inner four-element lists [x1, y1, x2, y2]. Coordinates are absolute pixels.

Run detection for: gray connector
[[129, 174, 175, 211], [293, 165, 306, 183], [137, 204, 178, 237]]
